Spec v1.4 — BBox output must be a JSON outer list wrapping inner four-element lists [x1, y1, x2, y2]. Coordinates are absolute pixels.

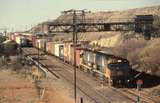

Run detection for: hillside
[[55, 5, 160, 22]]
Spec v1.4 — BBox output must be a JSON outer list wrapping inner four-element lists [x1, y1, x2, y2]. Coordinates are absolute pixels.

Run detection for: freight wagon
[[80, 48, 131, 86], [34, 37, 52, 51]]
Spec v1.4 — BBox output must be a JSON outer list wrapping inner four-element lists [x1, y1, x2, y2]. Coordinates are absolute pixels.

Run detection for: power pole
[[73, 10, 77, 103], [62, 9, 87, 103], [38, 39, 40, 79]]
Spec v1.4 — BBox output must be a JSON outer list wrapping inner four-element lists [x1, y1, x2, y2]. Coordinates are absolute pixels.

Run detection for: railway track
[[22, 47, 158, 103], [121, 89, 159, 103], [46, 56, 135, 103], [49, 56, 159, 103], [23, 48, 105, 103], [36, 55, 112, 103]]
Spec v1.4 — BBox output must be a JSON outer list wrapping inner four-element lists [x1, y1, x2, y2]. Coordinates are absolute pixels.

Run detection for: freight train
[[9, 32, 34, 47], [11, 35, 131, 86]]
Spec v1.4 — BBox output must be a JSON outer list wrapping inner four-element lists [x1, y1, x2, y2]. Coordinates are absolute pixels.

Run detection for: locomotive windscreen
[[107, 62, 130, 70]]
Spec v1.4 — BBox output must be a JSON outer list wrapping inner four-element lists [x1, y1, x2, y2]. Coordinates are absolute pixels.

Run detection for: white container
[[54, 43, 64, 57], [54, 44, 60, 57], [15, 36, 21, 44]]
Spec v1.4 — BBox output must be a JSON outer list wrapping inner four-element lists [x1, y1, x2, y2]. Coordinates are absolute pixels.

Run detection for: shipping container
[[50, 42, 55, 55], [15, 35, 21, 44], [46, 42, 53, 54], [64, 42, 72, 62], [70, 45, 82, 66], [76, 48, 82, 66], [59, 44, 64, 58], [54, 43, 64, 57]]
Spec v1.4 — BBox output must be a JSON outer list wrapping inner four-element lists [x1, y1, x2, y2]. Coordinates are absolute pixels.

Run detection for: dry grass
[[139, 39, 160, 75], [114, 37, 160, 76]]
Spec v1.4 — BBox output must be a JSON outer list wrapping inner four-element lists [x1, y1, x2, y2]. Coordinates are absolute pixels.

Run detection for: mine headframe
[[135, 15, 154, 40]]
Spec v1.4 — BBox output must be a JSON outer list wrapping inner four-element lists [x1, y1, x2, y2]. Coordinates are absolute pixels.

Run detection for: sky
[[0, 0, 160, 32]]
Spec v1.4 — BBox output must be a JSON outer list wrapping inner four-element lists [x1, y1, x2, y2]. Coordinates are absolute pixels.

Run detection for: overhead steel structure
[[44, 14, 153, 35]]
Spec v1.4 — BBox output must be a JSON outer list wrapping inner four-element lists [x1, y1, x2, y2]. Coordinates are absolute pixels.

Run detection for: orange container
[[64, 42, 72, 62], [46, 42, 52, 53], [46, 42, 55, 55], [70, 46, 82, 66], [51, 42, 55, 55]]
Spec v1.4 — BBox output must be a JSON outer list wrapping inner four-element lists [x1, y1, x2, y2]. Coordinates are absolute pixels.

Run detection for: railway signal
[[137, 79, 143, 90], [136, 79, 143, 103]]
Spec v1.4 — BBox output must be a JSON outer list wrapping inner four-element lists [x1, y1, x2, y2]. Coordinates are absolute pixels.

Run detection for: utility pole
[[62, 9, 88, 103], [38, 39, 40, 75], [73, 10, 77, 103]]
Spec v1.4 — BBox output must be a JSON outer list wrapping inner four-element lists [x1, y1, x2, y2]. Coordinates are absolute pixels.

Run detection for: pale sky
[[0, 0, 160, 32]]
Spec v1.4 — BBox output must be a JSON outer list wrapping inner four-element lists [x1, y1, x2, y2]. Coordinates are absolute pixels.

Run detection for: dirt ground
[[0, 67, 74, 103]]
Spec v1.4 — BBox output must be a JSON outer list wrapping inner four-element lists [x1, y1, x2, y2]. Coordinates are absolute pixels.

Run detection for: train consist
[[9, 32, 34, 47], [9, 32, 131, 86]]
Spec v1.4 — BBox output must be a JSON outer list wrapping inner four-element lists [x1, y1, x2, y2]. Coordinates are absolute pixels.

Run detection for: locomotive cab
[[105, 59, 131, 86]]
